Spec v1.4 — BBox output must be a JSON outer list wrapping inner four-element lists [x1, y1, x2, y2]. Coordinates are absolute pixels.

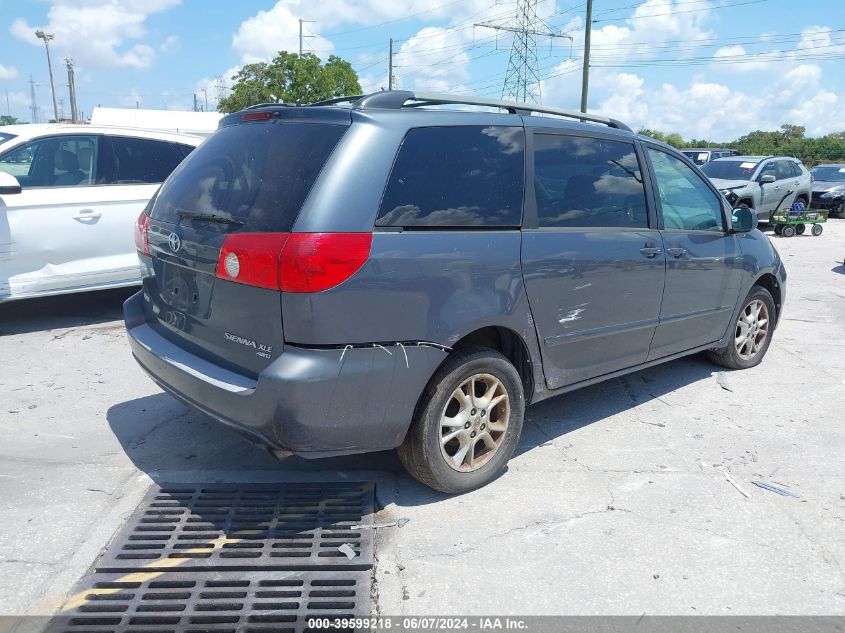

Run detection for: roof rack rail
[[308, 95, 364, 106], [352, 90, 632, 132]]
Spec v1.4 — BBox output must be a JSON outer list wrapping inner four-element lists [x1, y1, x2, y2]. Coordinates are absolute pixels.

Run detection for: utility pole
[[580, 0, 593, 113], [299, 19, 315, 56], [193, 93, 198, 112], [388, 38, 394, 90], [476, 0, 572, 104], [65, 58, 78, 123], [29, 75, 39, 123], [202, 88, 208, 111], [5, 89, 10, 116], [35, 30, 59, 122]]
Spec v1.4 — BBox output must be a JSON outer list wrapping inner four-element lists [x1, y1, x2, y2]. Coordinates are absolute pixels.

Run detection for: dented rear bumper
[[124, 291, 448, 457]]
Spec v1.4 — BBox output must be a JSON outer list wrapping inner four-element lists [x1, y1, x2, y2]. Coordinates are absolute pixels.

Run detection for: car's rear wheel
[[707, 286, 776, 370], [397, 347, 524, 493]]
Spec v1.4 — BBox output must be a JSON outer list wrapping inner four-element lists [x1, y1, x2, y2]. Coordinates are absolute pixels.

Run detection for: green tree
[[218, 52, 362, 113], [0, 115, 20, 126]]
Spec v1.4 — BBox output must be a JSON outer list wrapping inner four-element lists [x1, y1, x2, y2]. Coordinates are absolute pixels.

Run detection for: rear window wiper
[[176, 210, 245, 226]]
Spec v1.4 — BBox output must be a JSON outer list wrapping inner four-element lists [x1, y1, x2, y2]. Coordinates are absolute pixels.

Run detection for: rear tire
[[774, 224, 784, 235], [708, 286, 776, 370], [796, 223, 806, 235], [397, 347, 524, 493], [812, 224, 823, 236], [782, 225, 796, 237]]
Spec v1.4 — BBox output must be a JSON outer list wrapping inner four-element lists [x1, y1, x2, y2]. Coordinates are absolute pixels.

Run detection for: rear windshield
[[0, 132, 15, 146], [701, 160, 759, 180], [150, 121, 346, 232]]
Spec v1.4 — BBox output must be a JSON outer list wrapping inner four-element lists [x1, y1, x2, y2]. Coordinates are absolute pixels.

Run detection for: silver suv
[[701, 156, 812, 222]]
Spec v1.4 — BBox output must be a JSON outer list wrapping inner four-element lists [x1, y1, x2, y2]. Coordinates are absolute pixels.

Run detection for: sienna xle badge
[[125, 91, 786, 493]]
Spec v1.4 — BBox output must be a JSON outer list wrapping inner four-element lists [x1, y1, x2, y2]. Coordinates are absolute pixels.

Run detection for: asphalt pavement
[[1, 220, 844, 616]]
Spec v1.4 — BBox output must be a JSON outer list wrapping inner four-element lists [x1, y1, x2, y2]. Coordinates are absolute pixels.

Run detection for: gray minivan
[[125, 91, 786, 493]]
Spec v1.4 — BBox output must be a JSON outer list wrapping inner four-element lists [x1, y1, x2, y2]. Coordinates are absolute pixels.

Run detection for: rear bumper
[[124, 291, 448, 457]]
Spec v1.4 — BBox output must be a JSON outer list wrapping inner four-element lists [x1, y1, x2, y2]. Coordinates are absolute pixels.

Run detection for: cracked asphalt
[[1, 220, 844, 616]]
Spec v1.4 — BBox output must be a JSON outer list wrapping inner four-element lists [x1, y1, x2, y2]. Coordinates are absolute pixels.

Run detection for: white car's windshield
[[701, 160, 759, 180]]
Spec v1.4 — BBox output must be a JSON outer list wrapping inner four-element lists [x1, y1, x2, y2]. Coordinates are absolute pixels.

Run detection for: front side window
[[757, 161, 777, 181], [0, 135, 97, 188], [377, 126, 524, 228], [647, 147, 724, 232], [533, 134, 648, 228], [108, 137, 187, 184]]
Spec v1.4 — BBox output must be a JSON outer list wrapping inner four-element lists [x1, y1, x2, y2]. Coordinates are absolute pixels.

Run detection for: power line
[[476, 0, 572, 103]]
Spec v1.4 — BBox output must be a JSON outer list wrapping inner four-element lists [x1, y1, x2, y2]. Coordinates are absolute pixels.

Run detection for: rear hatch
[[140, 108, 350, 377]]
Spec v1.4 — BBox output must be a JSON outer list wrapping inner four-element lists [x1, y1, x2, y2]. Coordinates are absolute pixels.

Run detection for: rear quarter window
[[376, 125, 525, 228], [150, 122, 347, 232]]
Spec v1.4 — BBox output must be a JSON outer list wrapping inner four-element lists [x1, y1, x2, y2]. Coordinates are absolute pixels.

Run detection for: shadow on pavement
[[0, 287, 137, 335], [106, 392, 403, 481], [107, 353, 717, 503]]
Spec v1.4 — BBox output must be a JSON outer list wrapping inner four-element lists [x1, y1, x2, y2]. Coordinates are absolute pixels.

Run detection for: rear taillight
[[215, 232, 372, 293], [280, 233, 372, 293], [215, 233, 290, 290], [134, 211, 150, 256]]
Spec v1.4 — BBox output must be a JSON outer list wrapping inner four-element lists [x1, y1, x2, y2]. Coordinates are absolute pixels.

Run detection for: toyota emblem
[[168, 232, 182, 252]]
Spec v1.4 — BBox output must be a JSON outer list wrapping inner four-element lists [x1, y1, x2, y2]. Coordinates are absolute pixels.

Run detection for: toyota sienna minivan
[[125, 91, 786, 493]]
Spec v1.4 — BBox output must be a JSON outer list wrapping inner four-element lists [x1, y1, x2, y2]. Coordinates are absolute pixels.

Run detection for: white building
[[89, 107, 223, 137]]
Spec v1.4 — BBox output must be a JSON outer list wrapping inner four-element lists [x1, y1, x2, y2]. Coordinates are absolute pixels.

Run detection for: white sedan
[[0, 124, 203, 302]]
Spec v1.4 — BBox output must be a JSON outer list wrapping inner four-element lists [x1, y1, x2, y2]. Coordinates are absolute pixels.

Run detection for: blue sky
[[1, 0, 843, 140]]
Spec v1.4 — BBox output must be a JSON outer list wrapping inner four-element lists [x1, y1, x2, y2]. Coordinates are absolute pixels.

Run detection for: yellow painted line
[[60, 532, 252, 612]]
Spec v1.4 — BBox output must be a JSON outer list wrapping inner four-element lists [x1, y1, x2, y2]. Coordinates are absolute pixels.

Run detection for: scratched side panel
[[281, 231, 537, 352], [520, 229, 666, 389]]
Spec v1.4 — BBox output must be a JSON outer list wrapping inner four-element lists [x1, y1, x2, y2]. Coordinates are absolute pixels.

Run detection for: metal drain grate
[[50, 570, 368, 633], [98, 483, 375, 572]]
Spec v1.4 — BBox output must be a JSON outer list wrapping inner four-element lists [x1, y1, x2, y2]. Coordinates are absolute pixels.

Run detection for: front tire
[[397, 348, 524, 493], [708, 286, 776, 370]]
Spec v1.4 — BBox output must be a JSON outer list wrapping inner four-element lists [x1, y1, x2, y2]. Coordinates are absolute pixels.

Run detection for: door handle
[[73, 209, 102, 220], [667, 247, 687, 258], [639, 246, 663, 258]]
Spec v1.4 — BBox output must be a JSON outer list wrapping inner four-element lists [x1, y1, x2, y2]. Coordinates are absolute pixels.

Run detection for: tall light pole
[[35, 30, 59, 122], [580, 0, 593, 114]]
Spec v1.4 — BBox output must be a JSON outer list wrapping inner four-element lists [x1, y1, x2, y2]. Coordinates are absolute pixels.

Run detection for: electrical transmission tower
[[476, 0, 572, 104]]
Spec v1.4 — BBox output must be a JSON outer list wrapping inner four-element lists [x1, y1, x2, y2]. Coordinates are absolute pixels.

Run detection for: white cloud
[[160, 35, 179, 53], [193, 66, 239, 111], [787, 90, 841, 135], [9, 0, 181, 69], [0, 63, 18, 80], [394, 26, 472, 92], [232, 2, 334, 63]]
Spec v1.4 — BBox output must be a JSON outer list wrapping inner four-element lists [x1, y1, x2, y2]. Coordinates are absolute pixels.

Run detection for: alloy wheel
[[735, 299, 769, 360], [439, 373, 510, 472]]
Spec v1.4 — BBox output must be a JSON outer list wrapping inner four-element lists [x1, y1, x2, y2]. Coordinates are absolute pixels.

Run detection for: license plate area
[[160, 262, 214, 320]]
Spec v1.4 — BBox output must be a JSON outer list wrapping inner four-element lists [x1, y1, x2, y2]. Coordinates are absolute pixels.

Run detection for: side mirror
[[760, 174, 776, 184], [732, 206, 758, 233], [0, 172, 22, 195]]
